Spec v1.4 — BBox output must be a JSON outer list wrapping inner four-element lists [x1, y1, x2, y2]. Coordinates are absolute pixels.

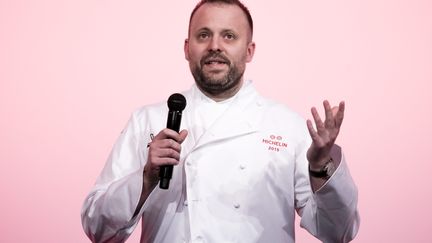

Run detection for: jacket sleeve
[[81, 111, 149, 243], [294, 137, 360, 243]]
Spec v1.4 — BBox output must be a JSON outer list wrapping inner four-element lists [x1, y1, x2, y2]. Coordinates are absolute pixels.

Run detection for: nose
[[208, 36, 222, 52]]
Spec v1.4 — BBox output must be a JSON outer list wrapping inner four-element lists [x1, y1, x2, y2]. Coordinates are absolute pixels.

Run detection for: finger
[[334, 101, 345, 128], [331, 106, 339, 117], [148, 148, 181, 165], [323, 100, 335, 128], [156, 148, 181, 161], [153, 128, 182, 141], [150, 138, 181, 153], [311, 107, 325, 133], [178, 129, 188, 144], [163, 139, 182, 152], [150, 156, 180, 166], [306, 119, 320, 144]]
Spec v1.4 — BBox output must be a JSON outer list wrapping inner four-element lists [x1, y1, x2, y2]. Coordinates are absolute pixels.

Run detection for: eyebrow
[[195, 27, 212, 33], [194, 27, 237, 34]]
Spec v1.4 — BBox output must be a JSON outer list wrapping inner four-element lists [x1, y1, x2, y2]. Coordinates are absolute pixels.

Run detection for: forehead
[[189, 3, 250, 35]]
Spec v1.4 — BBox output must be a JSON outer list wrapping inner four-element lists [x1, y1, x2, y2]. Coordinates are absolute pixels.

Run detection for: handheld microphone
[[159, 93, 187, 189]]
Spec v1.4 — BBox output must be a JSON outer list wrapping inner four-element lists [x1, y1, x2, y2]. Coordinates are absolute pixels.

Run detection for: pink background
[[1, 0, 431, 242]]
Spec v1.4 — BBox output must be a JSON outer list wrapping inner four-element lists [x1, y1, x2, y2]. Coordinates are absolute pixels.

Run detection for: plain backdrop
[[1, 0, 431, 242]]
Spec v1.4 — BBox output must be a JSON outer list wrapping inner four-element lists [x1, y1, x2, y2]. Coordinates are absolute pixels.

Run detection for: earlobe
[[184, 39, 190, 60], [246, 41, 256, 63]]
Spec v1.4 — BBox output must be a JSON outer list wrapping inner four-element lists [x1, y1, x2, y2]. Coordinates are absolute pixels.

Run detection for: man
[[81, 0, 360, 242]]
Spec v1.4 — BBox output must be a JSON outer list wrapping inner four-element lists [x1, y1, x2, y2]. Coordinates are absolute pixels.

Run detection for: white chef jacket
[[81, 81, 360, 243]]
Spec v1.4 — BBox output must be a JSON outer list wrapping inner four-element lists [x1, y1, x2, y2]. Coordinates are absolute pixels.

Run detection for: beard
[[191, 51, 245, 96]]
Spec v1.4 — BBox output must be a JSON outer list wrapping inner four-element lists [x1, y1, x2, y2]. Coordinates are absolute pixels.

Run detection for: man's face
[[185, 3, 255, 98]]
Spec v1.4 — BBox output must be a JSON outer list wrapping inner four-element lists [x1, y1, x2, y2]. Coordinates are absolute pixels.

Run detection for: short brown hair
[[189, 0, 253, 37]]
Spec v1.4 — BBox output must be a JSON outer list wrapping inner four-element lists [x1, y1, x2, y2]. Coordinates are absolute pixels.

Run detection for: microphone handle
[[166, 110, 182, 132], [159, 110, 182, 189]]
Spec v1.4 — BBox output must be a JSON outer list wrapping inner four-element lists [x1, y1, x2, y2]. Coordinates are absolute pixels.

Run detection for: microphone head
[[167, 93, 187, 111]]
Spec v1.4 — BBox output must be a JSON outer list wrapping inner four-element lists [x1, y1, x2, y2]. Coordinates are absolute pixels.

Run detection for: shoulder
[[130, 87, 193, 125], [254, 95, 310, 144], [133, 101, 166, 120], [257, 95, 306, 125]]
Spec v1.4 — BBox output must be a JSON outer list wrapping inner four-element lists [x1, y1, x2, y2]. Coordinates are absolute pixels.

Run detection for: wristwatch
[[309, 157, 335, 179]]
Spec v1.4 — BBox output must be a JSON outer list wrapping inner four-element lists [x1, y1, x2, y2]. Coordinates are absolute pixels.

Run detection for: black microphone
[[159, 93, 187, 189]]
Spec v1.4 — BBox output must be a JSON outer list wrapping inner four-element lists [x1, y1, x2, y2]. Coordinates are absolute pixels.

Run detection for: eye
[[224, 33, 236, 40], [198, 32, 209, 39]]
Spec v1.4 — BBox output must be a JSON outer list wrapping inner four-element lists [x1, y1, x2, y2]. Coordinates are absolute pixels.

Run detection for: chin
[[204, 73, 229, 83]]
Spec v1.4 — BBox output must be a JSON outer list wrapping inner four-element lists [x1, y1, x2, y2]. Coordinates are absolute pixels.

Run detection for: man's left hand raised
[[306, 100, 345, 172]]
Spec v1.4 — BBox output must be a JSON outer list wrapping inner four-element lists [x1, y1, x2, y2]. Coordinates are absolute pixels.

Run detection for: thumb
[[178, 129, 188, 143]]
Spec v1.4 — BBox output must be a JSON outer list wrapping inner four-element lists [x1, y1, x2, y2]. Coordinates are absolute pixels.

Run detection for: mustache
[[200, 51, 231, 66]]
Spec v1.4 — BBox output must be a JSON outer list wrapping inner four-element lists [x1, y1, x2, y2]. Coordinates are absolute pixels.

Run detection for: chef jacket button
[[233, 203, 240, 209], [193, 236, 204, 243], [183, 200, 188, 207], [239, 164, 246, 170], [186, 160, 192, 166]]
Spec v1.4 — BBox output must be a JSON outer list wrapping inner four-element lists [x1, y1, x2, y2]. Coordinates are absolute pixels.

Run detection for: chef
[[81, 0, 360, 242]]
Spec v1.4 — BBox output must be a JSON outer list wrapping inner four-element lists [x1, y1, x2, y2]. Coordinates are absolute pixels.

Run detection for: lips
[[201, 53, 230, 67], [204, 59, 228, 65]]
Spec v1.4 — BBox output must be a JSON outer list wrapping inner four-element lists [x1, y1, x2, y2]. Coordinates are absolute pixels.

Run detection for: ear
[[184, 38, 190, 61], [246, 41, 256, 63]]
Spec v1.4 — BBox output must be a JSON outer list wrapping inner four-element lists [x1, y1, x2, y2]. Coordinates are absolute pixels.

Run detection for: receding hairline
[[188, 0, 254, 39]]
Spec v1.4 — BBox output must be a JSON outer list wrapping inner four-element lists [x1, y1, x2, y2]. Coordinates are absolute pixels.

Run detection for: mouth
[[204, 59, 228, 66], [204, 59, 227, 65], [201, 52, 230, 67], [202, 60, 229, 74]]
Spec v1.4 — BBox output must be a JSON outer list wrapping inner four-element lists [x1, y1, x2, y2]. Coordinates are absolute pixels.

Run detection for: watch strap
[[309, 157, 334, 178]]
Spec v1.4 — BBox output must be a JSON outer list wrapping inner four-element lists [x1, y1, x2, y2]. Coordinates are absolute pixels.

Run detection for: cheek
[[228, 44, 249, 58], [230, 49, 249, 63], [188, 50, 204, 64], [188, 43, 205, 55]]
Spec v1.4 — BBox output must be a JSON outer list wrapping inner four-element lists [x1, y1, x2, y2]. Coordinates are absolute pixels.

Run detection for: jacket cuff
[[313, 151, 358, 210]]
